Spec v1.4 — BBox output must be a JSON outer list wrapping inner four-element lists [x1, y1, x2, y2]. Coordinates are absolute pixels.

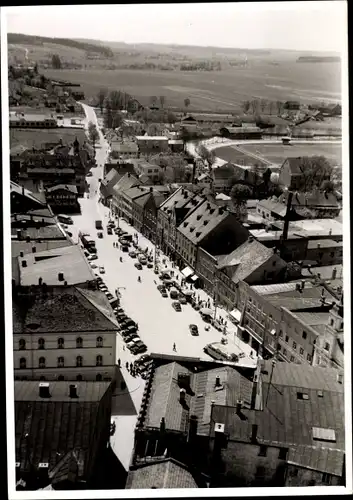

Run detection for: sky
[[4, 2, 347, 53]]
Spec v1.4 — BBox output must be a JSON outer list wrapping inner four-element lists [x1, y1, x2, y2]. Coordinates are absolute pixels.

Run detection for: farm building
[[219, 126, 262, 140], [10, 113, 58, 129]]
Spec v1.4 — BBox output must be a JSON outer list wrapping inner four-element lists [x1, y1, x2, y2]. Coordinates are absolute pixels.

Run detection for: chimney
[[21, 260, 27, 268], [20, 251, 24, 258], [317, 243, 321, 249], [160, 417, 166, 433], [329, 228, 332, 236], [17, 229, 22, 240], [39, 382, 51, 398], [69, 384, 78, 398], [295, 283, 301, 292], [301, 280, 305, 290], [332, 267, 337, 280], [38, 277, 43, 285], [215, 375, 221, 388], [26, 236, 30, 243], [187, 415, 198, 443], [236, 400, 243, 414], [32, 246, 36, 253], [337, 373, 343, 384], [58, 272, 64, 282], [179, 388, 186, 403], [251, 424, 258, 443]]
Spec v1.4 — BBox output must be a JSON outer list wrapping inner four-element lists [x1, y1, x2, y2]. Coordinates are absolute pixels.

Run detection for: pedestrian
[[173, 343, 176, 352], [123, 345, 125, 351], [130, 362, 133, 372], [126, 361, 129, 370], [118, 358, 121, 367]]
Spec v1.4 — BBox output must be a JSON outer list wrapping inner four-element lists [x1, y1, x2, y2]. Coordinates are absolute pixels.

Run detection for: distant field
[[10, 127, 87, 149], [42, 61, 341, 112], [241, 142, 342, 166], [213, 146, 268, 167]]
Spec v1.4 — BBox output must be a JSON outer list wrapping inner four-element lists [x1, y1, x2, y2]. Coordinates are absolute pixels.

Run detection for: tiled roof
[[134, 192, 152, 208], [112, 173, 141, 196], [27, 167, 75, 174], [12, 239, 72, 258], [15, 381, 111, 474], [177, 200, 230, 245], [257, 199, 287, 218], [19, 244, 95, 286], [11, 224, 66, 241], [111, 142, 138, 153], [143, 362, 253, 436], [251, 281, 315, 295], [126, 459, 198, 489], [15, 286, 119, 334], [10, 181, 46, 207], [159, 187, 193, 213], [136, 135, 168, 141], [123, 186, 150, 201], [307, 239, 342, 249], [46, 184, 78, 194], [287, 446, 344, 477], [293, 311, 330, 326], [282, 157, 306, 175], [212, 162, 236, 179]]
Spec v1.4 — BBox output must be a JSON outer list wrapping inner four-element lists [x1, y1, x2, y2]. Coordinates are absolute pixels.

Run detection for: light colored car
[[99, 266, 105, 274], [90, 263, 98, 269], [87, 254, 98, 261], [129, 251, 137, 258]]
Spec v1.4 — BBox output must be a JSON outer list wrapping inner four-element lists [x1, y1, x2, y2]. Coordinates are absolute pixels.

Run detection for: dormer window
[[184, 222, 188, 227], [196, 232, 201, 237], [190, 226, 195, 232], [203, 220, 209, 226], [196, 214, 202, 221]]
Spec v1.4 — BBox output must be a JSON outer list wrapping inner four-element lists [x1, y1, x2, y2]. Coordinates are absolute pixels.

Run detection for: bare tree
[[88, 121, 99, 150], [97, 89, 108, 114], [198, 144, 215, 171]]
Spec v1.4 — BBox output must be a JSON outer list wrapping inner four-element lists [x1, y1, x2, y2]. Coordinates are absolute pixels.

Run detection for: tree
[[230, 184, 252, 220], [159, 96, 166, 109], [321, 180, 335, 193], [242, 100, 251, 114], [51, 54, 62, 69], [109, 90, 123, 111], [88, 121, 99, 149], [184, 98, 191, 111], [34, 62, 38, 74], [296, 156, 333, 192], [198, 144, 215, 170], [97, 89, 108, 114]]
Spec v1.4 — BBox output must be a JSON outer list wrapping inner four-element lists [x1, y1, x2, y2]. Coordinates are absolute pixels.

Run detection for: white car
[[99, 266, 105, 274]]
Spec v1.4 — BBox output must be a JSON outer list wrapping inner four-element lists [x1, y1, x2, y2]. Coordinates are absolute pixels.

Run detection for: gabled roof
[[126, 459, 199, 489], [110, 142, 138, 153], [217, 239, 284, 283], [134, 192, 152, 208], [257, 199, 288, 218], [178, 200, 230, 245], [282, 157, 307, 175], [10, 181, 46, 207], [112, 173, 141, 196], [46, 184, 78, 194], [123, 186, 150, 201]]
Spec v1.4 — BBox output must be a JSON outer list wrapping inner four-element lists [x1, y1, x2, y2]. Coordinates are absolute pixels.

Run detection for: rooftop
[[112, 173, 141, 196], [12, 239, 73, 259], [46, 184, 78, 194], [10, 181, 46, 208], [217, 239, 282, 283], [10, 113, 57, 122], [123, 186, 151, 201], [301, 265, 343, 280], [257, 199, 288, 218], [18, 244, 95, 286], [13, 286, 119, 334], [15, 380, 111, 474], [136, 135, 168, 141], [110, 142, 138, 153], [178, 200, 229, 245], [307, 239, 342, 249], [11, 223, 67, 241], [126, 459, 199, 489]]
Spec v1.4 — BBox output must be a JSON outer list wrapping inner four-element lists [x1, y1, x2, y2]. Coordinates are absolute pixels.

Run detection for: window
[[76, 374, 83, 381], [96, 355, 103, 366], [290, 356, 295, 362], [297, 392, 309, 400], [302, 331, 307, 340], [300, 348, 304, 355], [96, 374, 102, 381], [285, 335, 289, 343], [277, 343, 281, 351], [57, 357, 64, 368], [76, 337, 83, 348], [19, 357, 26, 369], [278, 448, 288, 460], [96, 336, 103, 348], [324, 342, 330, 351], [322, 473, 332, 485], [39, 357, 45, 368], [38, 338, 45, 350], [292, 341, 297, 350], [58, 375, 65, 381], [307, 354, 312, 362], [58, 338, 64, 349], [291, 468, 299, 477], [278, 330, 283, 338], [19, 339, 26, 350], [76, 356, 83, 367], [330, 319, 334, 326], [258, 445, 267, 457]]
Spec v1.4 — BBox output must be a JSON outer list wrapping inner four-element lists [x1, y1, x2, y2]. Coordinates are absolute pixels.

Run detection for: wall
[[201, 216, 249, 257], [246, 253, 287, 285], [305, 243, 343, 266], [14, 330, 116, 381], [285, 464, 341, 486]]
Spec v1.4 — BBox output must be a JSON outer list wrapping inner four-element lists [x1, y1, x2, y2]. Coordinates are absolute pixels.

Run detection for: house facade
[[134, 161, 161, 183], [45, 184, 80, 213], [136, 136, 169, 154]]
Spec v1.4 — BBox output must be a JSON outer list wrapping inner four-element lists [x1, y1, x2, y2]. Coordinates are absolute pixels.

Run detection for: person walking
[[118, 358, 121, 367], [173, 343, 176, 352], [126, 361, 129, 371], [130, 362, 133, 372]]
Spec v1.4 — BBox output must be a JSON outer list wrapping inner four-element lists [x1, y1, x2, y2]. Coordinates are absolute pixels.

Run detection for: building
[[110, 141, 139, 159], [279, 191, 341, 219], [111, 173, 141, 219], [168, 139, 184, 153], [118, 185, 150, 226], [45, 184, 79, 213], [99, 168, 123, 206], [10, 181, 46, 214], [134, 160, 161, 183], [15, 380, 112, 490], [136, 136, 169, 154], [235, 279, 343, 367], [143, 191, 169, 243], [197, 237, 287, 310], [13, 285, 118, 381], [304, 239, 343, 266], [132, 356, 345, 487], [10, 112, 58, 128], [176, 199, 249, 272], [219, 126, 262, 140]]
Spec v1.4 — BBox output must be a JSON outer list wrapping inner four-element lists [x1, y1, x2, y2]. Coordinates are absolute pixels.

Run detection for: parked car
[[129, 251, 137, 258], [90, 263, 98, 269], [107, 227, 113, 235], [189, 324, 199, 336], [97, 231, 103, 239], [106, 293, 114, 300], [148, 255, 153, 262], [122, 245, 129, 252], [147, 263, 153, 268], [154, 267, 159, 274], [87, 254, 98, 261], [134, 262, 143, 270], [169, 288, 179, 300], [178, 295, 187, 305], [99, 266, 105, 274], [66, 231, 73, 237], [132, 242, 138, 249], [157, 285, 165, 293], [161, 290, 168, 298], [138, 255, 147, 265], [172, 301, 182, 312]]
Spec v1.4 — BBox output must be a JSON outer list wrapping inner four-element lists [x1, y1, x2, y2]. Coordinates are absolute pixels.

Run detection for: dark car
[[172, 301, 182, 312], [147, 263, 153, 268], [189, 324, 199, 336], [178, 295, 187, 305], [134, 262, 143, 270], [157, 284, 165, 292], [161, 290, 168, 298], [122, 245, 129, 252], [107, 227, 113, 235], [97, 231, 103, 239]]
